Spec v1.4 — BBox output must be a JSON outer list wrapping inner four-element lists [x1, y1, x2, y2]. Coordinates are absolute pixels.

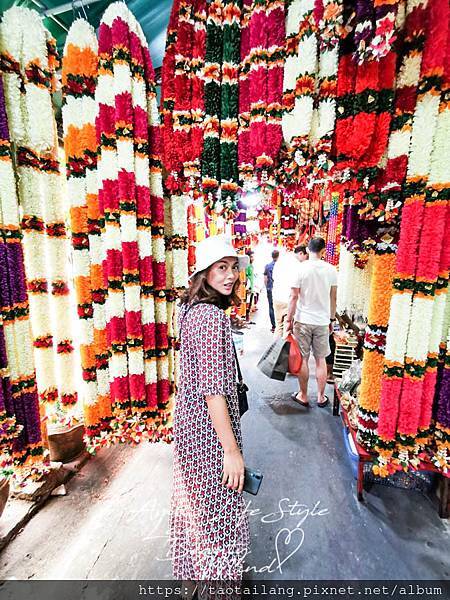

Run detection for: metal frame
[[42, 0, 111, 18]]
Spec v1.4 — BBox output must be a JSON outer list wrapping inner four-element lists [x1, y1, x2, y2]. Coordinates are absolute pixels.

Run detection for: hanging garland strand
[[0, 75, 46, 479], [377, 0, 448, 474], [248, 0, 285, 181], [0, 7, 79, 426], [219, 0, 242, 218], [373, 0, 428, 224], [201, 0, 223, 212], [172, 0, 196, 180], [62, 19, 103, 428], [237, 0, 253, 186], [160, 0, 182, 182], [142, 20, 171, 435], [358, 245, 397, 451], [188, 0, 207, 181], [310, 0, 343, 169]]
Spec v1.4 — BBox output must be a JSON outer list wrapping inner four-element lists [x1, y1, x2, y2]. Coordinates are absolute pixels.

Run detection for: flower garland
[[160, 0, 182, 178], [431, 43, 450, 469], [325, 191, 341, 265], [336, 245, 372, 319], [377, 0, 448, 474], [95, 3, 171, 450], [282, 0, 317, 163], [372, 0, 428, 224], [434, 292, 450, 471], [310, 0, 342, 166], [201, 0, 223, 210], [188, 0, 207, 180], [238, 0, 253, 185], [172, 0, 196, 177], [247, 0, 285, 180], [1, 7, 79, 427], [219, 0, 241, 218], [358, 245, 396, 450], [0, 75, 46, 479], [233, 198, 248, 239], [354, 0, 375, 65], [61, 19, 112, 438], [366, 0, 401, 62]]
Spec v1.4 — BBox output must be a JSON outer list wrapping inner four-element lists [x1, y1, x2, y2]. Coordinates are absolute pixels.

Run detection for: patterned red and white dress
[[170, 302, 250, 580]]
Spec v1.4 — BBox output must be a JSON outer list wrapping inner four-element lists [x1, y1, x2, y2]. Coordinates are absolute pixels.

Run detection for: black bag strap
[[232, 341, 244, 384]]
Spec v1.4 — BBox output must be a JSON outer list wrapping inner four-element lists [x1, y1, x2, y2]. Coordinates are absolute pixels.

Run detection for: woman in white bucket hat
[[169, 235, 250, 588]]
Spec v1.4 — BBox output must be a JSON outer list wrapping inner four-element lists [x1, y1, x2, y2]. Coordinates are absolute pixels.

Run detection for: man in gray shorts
[[285, 237, 337, 408]]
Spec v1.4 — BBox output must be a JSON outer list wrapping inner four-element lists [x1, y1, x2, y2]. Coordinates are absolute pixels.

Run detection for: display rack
[[333, 385, 449, 518]]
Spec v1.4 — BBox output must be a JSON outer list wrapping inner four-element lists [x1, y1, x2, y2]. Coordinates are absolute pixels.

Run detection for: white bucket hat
[[190, 235, 249, 278]]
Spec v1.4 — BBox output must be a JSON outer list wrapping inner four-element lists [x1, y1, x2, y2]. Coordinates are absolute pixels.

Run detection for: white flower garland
[[336, 245, 372, 319], [1, 6, 79, 424], [62, 18, 100, 411]]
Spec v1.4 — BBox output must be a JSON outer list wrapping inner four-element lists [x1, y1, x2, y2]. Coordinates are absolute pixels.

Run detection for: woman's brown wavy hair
[[180, 266, 241, 310]]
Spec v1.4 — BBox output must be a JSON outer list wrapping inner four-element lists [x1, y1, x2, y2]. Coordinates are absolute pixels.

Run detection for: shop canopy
[[1, 0, 171, 68]]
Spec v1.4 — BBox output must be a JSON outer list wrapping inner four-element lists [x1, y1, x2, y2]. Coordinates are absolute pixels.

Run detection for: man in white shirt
[[272, 246, 307, 336], [286, 238, 337, 408]]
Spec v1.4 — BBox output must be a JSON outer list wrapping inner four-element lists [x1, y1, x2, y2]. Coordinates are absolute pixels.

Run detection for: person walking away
[[245, 250, 255, 322], [286, 238, 337, 407], [272, 246, 307, 337], [264, 249, 279, 332], [170, 235, 250, 594]]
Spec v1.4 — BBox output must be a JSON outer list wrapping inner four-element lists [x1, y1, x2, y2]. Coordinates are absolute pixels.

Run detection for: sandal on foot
[[291, 393, 310, 408], [317, 395, 329, 408]]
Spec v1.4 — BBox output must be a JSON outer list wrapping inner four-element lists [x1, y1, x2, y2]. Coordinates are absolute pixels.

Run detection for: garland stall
[[95, 2, 171, 449], [0, 7, 80, 429], [0, 75, 46, 480], [377, 0, 448, 474], [61, 20, 112, 441], [357, 0, 429, 453]]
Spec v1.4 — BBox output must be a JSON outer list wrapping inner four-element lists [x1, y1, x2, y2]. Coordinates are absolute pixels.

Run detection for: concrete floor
[[1, 297, 449, 580]]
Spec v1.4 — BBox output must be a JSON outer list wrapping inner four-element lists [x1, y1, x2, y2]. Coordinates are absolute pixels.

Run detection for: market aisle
[[1, 296, 449, 580]]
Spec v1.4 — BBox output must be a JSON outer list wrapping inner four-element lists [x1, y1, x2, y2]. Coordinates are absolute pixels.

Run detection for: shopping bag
[[257, 337, 290, 381], [286, 334, 302, 375]]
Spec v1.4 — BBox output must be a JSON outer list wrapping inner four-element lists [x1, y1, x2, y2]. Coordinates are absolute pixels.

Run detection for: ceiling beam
[[41, 0, 106, 18], [29, 0, 69, 31]]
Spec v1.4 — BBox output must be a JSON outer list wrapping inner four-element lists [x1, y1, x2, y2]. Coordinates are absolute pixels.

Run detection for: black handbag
[[233, 343, 249, 418]]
